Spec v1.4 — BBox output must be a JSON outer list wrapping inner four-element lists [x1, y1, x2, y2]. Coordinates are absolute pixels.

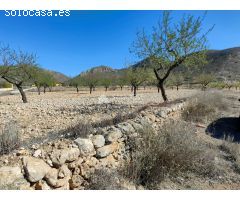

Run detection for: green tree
[[0, 45, 37, 103], [224, 80, 235, 90], [40, 72, 56, 93], [126, 68, 149, 96], [169, 73, 184, 90], [196, 73, 215, 90], [98, 73, 113, 92], [131, 11, 212, 101], [69, 76, 83, 93], [81, 72, 99, 94], [234, 81, 240, 90], [115, 73, 128, 91], [30, 67, 54, 95], [209, 81, 225, 89]]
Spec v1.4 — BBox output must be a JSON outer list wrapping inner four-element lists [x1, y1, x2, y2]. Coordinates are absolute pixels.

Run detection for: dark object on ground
[[206, 117, 240, 142]]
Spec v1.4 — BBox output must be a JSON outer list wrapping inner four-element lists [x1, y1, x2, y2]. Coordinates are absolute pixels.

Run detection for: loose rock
[[74, 138, 95, 156], [105, 129, 123, 142], [0, 166, 24, 187], [96, 142, 118, 158], [22, 156, 51, 183], [92, 135, 105, 148]]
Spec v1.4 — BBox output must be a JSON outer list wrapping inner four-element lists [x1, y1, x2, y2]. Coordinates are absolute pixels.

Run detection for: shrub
[[182, 101, 216, 123], [122, 120, 216, 189], [87, 168, 123, 190], [65, 122, 93, 139], [0, 81, 12, 88], [195, 91, 228, 111], [220, 138, 240, 172], [181, 91, 228, 123], [0, 120, 21, 155]]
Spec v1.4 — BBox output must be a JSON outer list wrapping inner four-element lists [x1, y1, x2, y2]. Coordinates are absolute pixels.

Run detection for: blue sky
[[0, 10, 240, 77]]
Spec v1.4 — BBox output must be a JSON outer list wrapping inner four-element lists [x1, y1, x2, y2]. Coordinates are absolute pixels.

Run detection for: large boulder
[[105, 129, 123, 143], [96, 142, 118, 158], [91, 135, 105, 148], [22, 156, 51, 183], [74, 138, 95, 156], [0, 166, 25, 187], [50, 148, 80, 167]]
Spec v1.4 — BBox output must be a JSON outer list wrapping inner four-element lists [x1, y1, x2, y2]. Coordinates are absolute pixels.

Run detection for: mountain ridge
[[55, 47, 240, 81]]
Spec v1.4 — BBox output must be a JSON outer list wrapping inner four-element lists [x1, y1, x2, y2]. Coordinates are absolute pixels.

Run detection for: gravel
[[0, 89, 198, 142]]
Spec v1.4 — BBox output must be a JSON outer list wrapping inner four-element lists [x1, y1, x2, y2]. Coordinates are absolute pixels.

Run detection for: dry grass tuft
[[182, 91, 228, 123], [220, 137, 240, 172], [122, 120, 216, 189], [65, 122, 94, 139], [86, 168, 123, 190], [0, 120, 21, 155]]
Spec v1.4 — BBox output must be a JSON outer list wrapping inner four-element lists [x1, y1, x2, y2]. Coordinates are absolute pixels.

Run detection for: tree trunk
[[90, 87, 92, 94], [49, 87, 52, 92], [133, 86, 137, 97], [177, 85, 179, 91], [76, 87, 79, 93], [144, 86, 146, 90], [43, 87, 46, 93], [120, 86, 123, 91], [202, 85, 206, 91], [159, 81, 168, 101], [131, 86, 133, 92], [37, 87, 41, 95], [105, 87, 108, 92], [157, 87, 160, 93], [16, 84, 27, 103]]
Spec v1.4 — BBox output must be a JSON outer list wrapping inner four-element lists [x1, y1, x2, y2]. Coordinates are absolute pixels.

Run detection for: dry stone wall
[[0, 101, 185, 190]]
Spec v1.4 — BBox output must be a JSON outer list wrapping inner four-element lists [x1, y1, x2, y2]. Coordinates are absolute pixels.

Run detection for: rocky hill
[[132, 47, 240, 80], [65, 47, 240, 81], [86, 66, 116, 74], [47, 70, 70, 84], [203, 47, 240, 80]]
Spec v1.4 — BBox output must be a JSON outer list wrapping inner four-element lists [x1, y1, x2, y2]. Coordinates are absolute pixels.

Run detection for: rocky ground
[[0, 88, 197, 142], [0, 87, 240, 190]]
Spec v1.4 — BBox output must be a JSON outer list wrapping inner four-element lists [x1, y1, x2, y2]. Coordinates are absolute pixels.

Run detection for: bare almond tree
[[131, 11, 213, 101], [0, 45, 37, 103]]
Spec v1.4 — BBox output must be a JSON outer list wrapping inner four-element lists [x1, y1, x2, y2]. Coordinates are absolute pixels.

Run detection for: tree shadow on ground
[[206, 117, 240, 142]]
